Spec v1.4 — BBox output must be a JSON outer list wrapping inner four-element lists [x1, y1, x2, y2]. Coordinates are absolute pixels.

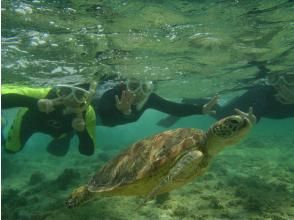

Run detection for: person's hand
[[72, 117, 85, 132], [234, 107, 256, 125], [37, 99, 55, 113], [274, 84, 294, 104], [37, 98, 64, 113], [202, 95, 219, 115], [115, 90, 136, 115]]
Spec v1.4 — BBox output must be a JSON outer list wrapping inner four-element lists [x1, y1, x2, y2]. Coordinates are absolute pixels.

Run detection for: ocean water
[[1, 0, 294, 219]]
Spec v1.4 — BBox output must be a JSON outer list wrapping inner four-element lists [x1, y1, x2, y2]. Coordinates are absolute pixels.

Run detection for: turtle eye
[[229, 119, 239, 124]]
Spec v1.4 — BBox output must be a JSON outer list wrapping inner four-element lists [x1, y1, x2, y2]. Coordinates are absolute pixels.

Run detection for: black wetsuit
[[2, 93, 95, 156], [157, 85, 294, 127], [92, 83, 204, 127], [215, 85, 294, 121]]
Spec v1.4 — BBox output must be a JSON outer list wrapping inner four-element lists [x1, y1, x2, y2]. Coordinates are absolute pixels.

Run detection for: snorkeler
[[1, 83, 97, 156], [157, 72, 294, 127], [91, 76, 219, 127], [2, 76, 218, 156]]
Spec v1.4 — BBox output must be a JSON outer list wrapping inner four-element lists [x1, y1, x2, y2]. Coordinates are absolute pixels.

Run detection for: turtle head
[[206, 114, 254, 156]]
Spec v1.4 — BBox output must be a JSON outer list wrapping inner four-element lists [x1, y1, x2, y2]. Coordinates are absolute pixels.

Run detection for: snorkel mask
[[267, 72, 294, 87], [126, 79, 154, 96], [55, 85, 90, 104], [125, 79, 154, 110], [54, 82, 97, 109], [266, 72, 294, 104]]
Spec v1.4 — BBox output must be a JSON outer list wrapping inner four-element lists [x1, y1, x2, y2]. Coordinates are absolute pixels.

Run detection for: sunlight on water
[[2, 0, 293, 96], [1, 0, 294, 219]]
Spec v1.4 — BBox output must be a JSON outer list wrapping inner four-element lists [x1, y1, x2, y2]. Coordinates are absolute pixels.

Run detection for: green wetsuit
[[1, 85, 96, 156]]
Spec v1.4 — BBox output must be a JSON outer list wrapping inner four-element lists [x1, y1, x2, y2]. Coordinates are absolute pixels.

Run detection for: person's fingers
[[124, 90, 134, 102], [234, 108, 244, 116], [248, 106, 256, 124], [248, 106, 253, 115], [38, 99, 54, 113], [248, 106, 253, 117], [234, 108, 248, 118], [47, 100, 55, 111], [207, 95, 219, 108], [209, 110, 216, 115], [124, 90, 130, 96], [45, 102, 51, 113], [128, 93, 136, 103], [276, 91, 289, 103], [122, 91, 133, 104], [72, 118, 85, 132], [280, 85, 294, 99], [211, 95, 220, 103], [73, 118, 84, 124], [287, 87, 294, 97], [75, 112, 83, 119], [115, 95, 120, 104], [235, 107, 256, 124], [121, 91, 127, 100], [52, 97, 64, 106], [275, 83, 294, 104], [202, 95, 219, 114], [274, 93, 286, 104], [277, 86, 288, 98]]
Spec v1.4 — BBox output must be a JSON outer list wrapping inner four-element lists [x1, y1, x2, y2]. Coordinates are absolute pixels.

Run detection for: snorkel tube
[[61, 81, 97, 132]]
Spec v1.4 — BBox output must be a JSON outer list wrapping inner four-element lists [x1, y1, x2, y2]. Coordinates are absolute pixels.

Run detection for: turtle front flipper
[[141, 150, 204, 206], [66, 185, 93, 208]]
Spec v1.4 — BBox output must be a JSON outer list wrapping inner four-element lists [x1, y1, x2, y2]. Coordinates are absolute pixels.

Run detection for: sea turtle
[[66, 108, 256, 208]]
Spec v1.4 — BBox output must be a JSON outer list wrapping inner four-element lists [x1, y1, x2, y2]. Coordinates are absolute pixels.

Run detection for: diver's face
[[133, 91, 147, 104], [125, 79, 153, 104], [55, 85, 91, 108], [268, 73, 294, 104], [62, 96, 83, 108], [272, 75, 294, 90], [268, 73, 294, 86]]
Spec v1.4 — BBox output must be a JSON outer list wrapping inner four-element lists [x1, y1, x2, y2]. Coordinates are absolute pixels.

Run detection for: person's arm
[[273, 81, 294, 104], [156, 97, 217, 128], [216, 86, 272, 122], [77, 130, 95, 156], [95, 88, 130, 126], [2, 93, 63, 114], [2, 94, 39, 110], [77, 106, 96, 156], [146, 93, 204, 117]]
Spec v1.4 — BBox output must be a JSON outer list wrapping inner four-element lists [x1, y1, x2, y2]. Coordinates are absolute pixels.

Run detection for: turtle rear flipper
[[66, 186, 93, 208]]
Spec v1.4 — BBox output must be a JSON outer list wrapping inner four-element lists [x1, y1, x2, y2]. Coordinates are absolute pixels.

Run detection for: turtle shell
[[87, 128, 206, 195]]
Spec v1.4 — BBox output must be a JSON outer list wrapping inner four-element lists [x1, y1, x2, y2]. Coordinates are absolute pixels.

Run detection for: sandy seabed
[[2, 129, 293, 220]]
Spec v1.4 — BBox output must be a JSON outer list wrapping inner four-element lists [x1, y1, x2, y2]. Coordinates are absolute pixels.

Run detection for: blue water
[[2, 0, 294, 219]]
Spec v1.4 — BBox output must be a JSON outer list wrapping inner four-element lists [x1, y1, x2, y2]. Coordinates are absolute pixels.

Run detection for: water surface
[[1, 1, 294, 219]]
